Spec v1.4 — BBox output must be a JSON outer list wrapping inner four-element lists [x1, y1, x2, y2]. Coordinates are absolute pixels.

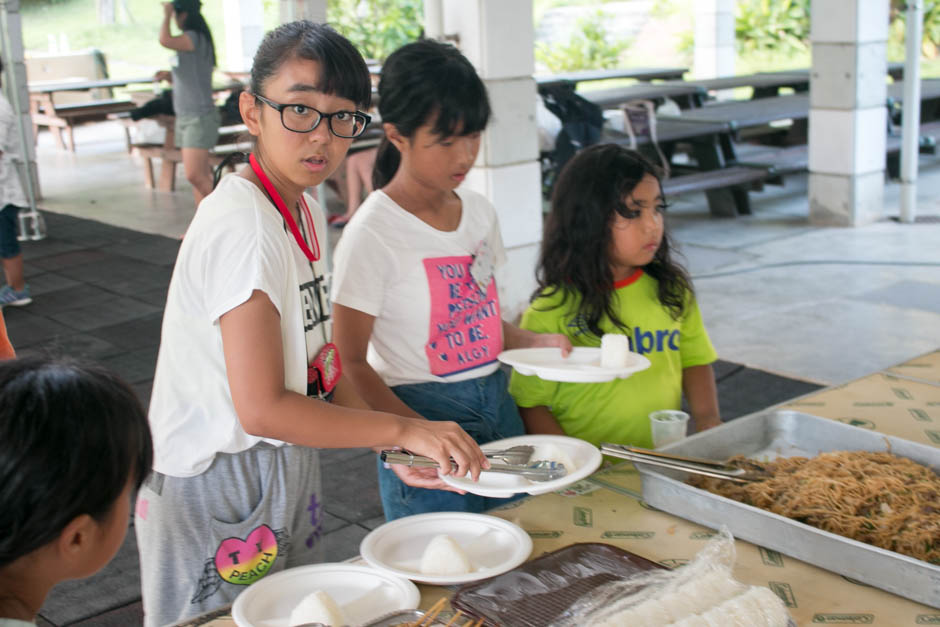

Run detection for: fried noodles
[[688, 451, 940, 564]]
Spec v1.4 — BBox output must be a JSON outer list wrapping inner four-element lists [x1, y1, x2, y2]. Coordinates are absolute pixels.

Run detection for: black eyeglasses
[[254, 93, 371, 138]]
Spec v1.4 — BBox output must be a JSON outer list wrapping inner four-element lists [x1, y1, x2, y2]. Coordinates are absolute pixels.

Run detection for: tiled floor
[[10, 120, 938, 625]]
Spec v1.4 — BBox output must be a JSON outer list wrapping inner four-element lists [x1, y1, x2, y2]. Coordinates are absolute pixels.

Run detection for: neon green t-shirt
[[508, 270, 717, 448]]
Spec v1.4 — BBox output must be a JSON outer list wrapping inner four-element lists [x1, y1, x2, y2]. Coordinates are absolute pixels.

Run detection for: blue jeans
[[377, 368, 526, 521], [0, 204, 21, 259]]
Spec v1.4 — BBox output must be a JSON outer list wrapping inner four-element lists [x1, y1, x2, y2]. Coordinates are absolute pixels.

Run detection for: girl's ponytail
[[172, 0, 217, 67], [372, 136, 401, 189]]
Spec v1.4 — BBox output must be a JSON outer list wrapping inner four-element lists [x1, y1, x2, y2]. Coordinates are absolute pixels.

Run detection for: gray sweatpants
[[135, 443, 323, 627]]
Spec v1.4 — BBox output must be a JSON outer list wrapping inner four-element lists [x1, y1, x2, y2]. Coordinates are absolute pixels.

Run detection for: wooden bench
[[737, 144, 809, 182], [581, 82, 707, 110], [738, 120, 940, 182], [884, 121, 940, 178], [662, 166, 769, 216], [30, 96, 136, 152], [133, 122, 249, 191], [26, 50, 143, 152]]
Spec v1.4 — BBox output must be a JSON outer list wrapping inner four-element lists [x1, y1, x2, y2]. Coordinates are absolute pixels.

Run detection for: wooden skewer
[[411, 597, 447, 627], [443, 609, 463, 626]]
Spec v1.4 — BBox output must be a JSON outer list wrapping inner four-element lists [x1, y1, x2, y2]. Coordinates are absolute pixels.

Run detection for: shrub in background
[[535, 10, 632, 73], [735, 0, 810, 55], [328, 0, 423, 62]]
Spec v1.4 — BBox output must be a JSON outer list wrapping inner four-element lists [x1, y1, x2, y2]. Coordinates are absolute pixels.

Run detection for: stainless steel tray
[[633, 410, 940, 608]]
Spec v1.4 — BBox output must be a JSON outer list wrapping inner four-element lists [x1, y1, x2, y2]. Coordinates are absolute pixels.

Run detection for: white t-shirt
[[331, 188, 506, 387], [149, 175, 331, 477], [0, 94, 27, 208]]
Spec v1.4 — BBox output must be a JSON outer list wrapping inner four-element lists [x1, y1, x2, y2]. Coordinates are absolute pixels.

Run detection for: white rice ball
[[288, 589, 347, 626], [419, 534, 473, 575], [600, 333, 630, 368]]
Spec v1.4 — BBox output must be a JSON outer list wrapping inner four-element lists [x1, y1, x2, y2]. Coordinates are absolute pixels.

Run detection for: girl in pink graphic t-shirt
[[331, 40, 571, 521]]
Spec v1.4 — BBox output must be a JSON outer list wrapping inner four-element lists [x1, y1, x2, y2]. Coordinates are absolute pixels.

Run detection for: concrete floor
[[33, 120, 940, 385]]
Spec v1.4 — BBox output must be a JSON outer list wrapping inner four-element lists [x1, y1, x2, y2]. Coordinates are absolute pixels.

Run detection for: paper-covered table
[[185, 349, 940, 626]]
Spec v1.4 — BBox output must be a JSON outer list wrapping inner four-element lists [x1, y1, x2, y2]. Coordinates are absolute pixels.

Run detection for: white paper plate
[[498, 346, 651, 383], [231, 562, 419, 627], [359, 512, 532, 586], [441, 434, 602, 498]]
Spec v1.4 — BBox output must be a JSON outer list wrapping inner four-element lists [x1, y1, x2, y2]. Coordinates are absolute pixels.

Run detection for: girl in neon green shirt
[[509, 145, 721, 447]]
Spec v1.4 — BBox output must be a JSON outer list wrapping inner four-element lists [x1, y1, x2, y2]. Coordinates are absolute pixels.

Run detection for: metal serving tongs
[[380, 449, 568, 482], [600, 443, 769, 483]]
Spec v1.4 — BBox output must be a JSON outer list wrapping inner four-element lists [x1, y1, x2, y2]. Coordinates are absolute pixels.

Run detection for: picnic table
[[658, 93, 810, 130], [28, 76, 155, 93], [679, 62, 906, 103], [132, 115, 250, 192], [600, 117, 766, 217], [535, 66, 688, 90], [689, 72, 809, 98], [887, 77, 940, 123], [181, 349, 940, 627], [29, 76, 154, 151], [133, 118, 383, 193], [764, 61, 905, 82], [560, 65, 927, 215], [580, 82, 707, 110]]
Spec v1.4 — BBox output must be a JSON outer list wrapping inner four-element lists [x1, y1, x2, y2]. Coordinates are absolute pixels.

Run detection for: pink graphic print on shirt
[[423, 255, 501, 377]]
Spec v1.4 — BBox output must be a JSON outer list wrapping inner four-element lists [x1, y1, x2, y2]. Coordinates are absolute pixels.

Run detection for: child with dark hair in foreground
[[0, 357, 153, 626]]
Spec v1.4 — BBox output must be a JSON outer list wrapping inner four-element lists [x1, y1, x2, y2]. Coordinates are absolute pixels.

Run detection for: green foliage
[[926, 2, 940, 51], [735, 0, 811, 55], [675, 28, 695, 57], [535, 10, 632, 73], [736, 0, 940, 60], [650, 0, 683, 19], [889, 0, 940, 58], [327, 0, 423, 62]]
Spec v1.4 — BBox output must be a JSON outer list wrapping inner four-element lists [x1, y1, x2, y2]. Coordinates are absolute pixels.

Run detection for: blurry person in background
[[155, 0, 220, 208], [0, 56, 31, 308]]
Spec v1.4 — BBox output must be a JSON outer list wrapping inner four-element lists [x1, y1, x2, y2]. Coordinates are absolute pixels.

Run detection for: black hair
[[172, 0, 217, 67], [0, 357, 153, 568], [373, 39, 491, 189], [250, 21, 371, 109], [535, 144, 693, 338]]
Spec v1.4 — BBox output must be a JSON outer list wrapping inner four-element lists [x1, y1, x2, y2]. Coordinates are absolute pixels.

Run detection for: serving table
[[184, 349, 940, 625]]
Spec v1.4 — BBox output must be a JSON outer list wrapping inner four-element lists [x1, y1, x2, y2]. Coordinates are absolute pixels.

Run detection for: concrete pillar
[[0, 0, 41, 200], [693, 0, 734, 78], [222, 0, 263, 72], [442, 0, 541, 321], [423, 0, 444, 39], [278, 0, 326, 24], [808, 0, 889, 226]]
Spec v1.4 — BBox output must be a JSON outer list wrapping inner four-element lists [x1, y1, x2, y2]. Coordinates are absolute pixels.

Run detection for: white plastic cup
[[649, 410, 690, 448]]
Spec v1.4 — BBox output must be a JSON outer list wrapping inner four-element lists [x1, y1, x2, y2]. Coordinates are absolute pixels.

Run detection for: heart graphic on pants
[[214, 524, 279, 585]]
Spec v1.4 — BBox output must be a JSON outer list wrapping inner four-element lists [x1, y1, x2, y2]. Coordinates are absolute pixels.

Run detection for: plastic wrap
[[551, 528, 794, 627], [452, 530, 793, 627], [450, 543, 665, 626]]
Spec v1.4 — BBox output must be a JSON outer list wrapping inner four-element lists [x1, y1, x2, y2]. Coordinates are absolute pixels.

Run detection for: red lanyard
[[249, 153, 320, 262]]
